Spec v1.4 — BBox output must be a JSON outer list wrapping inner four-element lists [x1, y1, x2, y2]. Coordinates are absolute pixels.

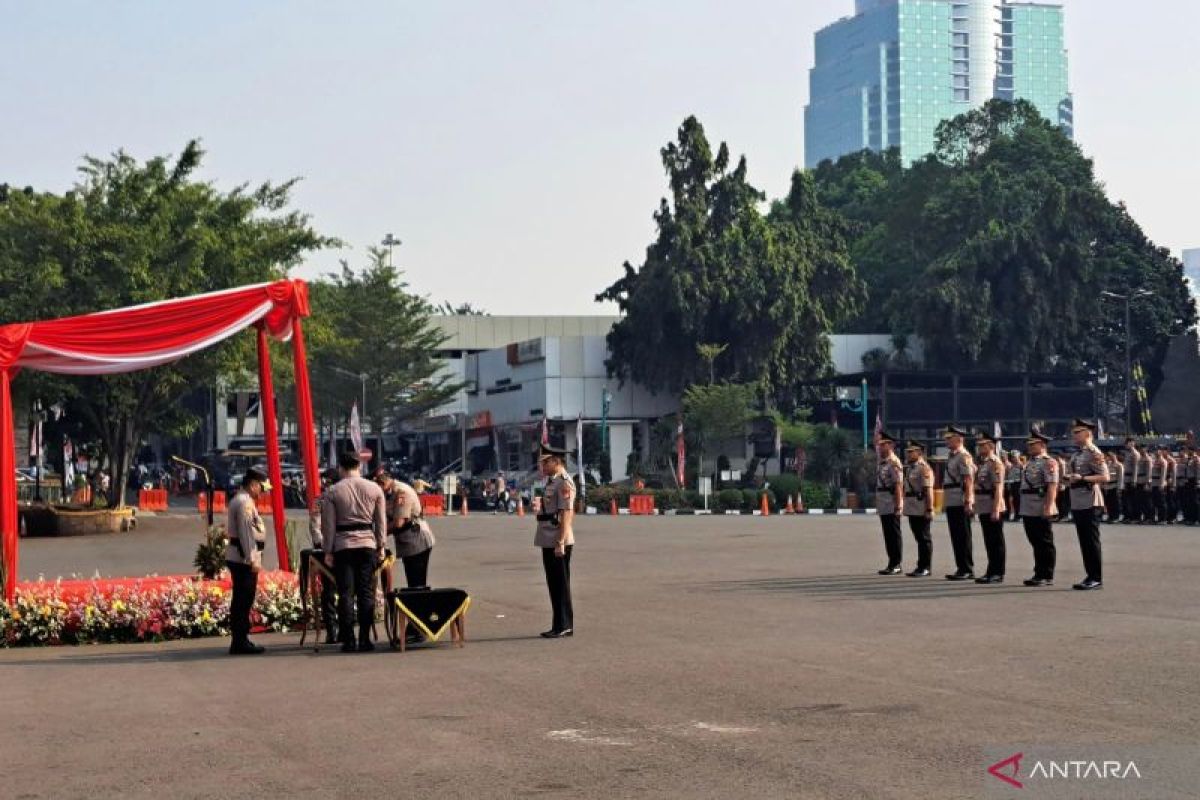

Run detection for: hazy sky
[[3, 1, 1197, 314]]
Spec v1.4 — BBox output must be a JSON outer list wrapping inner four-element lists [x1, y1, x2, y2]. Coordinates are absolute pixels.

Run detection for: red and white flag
[[675, 417, 686, 487], [540, 415, 549, 447], [873, 410, 883, 445]]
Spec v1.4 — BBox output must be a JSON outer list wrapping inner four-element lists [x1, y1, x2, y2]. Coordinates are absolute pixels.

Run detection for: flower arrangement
[[0, 572, 301, 647]]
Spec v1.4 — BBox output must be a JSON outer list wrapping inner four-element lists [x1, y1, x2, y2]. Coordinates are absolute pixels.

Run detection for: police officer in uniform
[[1103, 452, 1123, 523], [374, 468, 436, 589], [1121, 439, 1141, 523], [1004, 451, 1022, 521], [1182, 445, 1199, 525], [902, 441, 934, 577], [1139, 445, 1155, 522], [308, 467, 341, 644], [1149, 446, 1168, 524], [1020, 429, 1059, 587], [874, 431, 905, 575], [1066, 419, 1109, 591], [226, 467, 270, 655], [941, 426, 976, 581], [535, 444, 577, 638], [321, 451, 388, 653], [973, 429, 1006, 584], [1166, 449, 1180, 523]]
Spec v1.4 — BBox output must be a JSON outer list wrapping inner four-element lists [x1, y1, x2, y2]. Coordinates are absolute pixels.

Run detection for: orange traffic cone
[[785, 495, 795, 514], [610, 498, 618, 516], [795, 489, 805, 513], [760, 493, 770, 516], [461, 497, 469, 517], [517, 497, 525, 517]]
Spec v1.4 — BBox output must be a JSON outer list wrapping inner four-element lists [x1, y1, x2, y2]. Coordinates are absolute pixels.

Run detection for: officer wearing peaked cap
[[226, 466, 270, 655], [901, 440, 935, 577], [874, 431, 905, 575], [535, 444, 577, 638], [972, 429, 1007, 584], [1066, 419, 1109, 590], [1020, 428, 1059, 587], [941, 425, 977, 581]]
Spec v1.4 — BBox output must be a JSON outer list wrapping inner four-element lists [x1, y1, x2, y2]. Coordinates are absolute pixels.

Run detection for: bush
[[716, 488, 743, 511], [798, 481, 836, 510], [741, 489, 759, 510], [769, 474, 802, 507]]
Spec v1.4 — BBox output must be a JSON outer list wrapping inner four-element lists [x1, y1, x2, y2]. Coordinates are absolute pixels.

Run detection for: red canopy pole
[[290, 317, 322, 513], [1, 369, 18, 601], [255, 325, 290, 570]]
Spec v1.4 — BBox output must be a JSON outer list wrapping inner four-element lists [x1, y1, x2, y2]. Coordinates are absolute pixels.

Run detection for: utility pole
[[1102, 289, 1152, 434], [381, 233, 401, 268]]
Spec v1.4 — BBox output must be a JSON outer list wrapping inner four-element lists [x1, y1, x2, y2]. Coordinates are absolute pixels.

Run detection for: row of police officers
[[1119, 440, 1200, 525], [875, 419, 1108, 591]]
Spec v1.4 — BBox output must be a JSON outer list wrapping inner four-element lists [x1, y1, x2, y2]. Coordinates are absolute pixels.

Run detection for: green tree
[[306, 250, 462, 456], [0, 141, 333, 506], [597, 117, 864, 403], [682, 382, 754, 479]]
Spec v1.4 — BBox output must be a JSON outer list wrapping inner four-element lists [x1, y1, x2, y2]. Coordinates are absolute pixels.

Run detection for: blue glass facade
[[805, 0, 1072, 167]]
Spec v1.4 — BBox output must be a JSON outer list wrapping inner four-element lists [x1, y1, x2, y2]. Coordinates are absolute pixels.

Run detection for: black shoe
[[1072, 579, 1103, 591], [1023, 577, 1053, 587], [358, 640, 375, 652], [906, 568, 930, 577], [540, 628, 573, 639], [877, 566, 902, 575], [340, 641, 357, 653], [975, 575, 1004, 584], [945, 572, 975, 581], [229, 641, 265, 655]]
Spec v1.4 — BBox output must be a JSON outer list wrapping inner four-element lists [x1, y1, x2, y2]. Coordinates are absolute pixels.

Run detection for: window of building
[[953, 88, 970, 102]]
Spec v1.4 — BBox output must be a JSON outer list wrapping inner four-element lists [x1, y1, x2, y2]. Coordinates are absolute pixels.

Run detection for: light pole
[[1101, 289, 1152, 434], [381, 233, 402, 268]]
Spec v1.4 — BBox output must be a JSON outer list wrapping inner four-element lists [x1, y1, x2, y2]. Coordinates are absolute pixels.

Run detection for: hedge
[[585, 482, 841, 512]]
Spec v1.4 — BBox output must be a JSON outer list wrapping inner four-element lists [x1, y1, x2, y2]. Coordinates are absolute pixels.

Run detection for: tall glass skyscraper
[[804, 0, 1072, 168]]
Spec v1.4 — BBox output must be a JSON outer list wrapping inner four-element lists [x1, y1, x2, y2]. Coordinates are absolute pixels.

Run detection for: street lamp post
[[1101, 289, 1152, 434], [328, 365, 369, 462], [381, 233, 402, 268]]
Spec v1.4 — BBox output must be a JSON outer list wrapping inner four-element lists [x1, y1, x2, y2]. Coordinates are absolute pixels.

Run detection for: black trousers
[[1103, 489, 1120, 522], [1151, 487, 1166, 523], [401, 547, 432, 589], [1166, 489, 1178, 523], [226, 560, 259, 646], [541, 545, 574, 632], [906, 515, 932, 570], [319, 574, 338, 640], [1137, 485, 1152, 521], [879, 514, 903, 568], [1023, 517, 1056, 580], [334, 547, 377, 644], [1072, 507, 1102, 582], [945, 506, 974, 574], [1121, 487, 1138, 521], [1183, 483, 1199, 523], [980, 515, 1006, 577]]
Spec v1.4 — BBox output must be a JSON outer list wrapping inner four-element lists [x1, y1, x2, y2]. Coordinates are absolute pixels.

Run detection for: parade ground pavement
[[4, 512, 1199, 799]]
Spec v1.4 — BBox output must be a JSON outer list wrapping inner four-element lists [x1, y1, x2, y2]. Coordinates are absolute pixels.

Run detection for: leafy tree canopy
[[598, 117, 865, 403]]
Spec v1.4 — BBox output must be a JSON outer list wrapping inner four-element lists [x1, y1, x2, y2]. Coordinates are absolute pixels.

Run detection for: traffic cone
[[461, 497, 469, 517], [785, 495, 795, 514], [795, 489, 805, 514], [610, 498, 618, 516], [760, 493, 770, 516], [517, 497, 525, 517]]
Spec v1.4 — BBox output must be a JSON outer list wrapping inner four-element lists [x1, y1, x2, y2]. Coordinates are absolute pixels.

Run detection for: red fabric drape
[[290, 318, 322, 513], [0, 279, 313, 600], [1, 369, 17, 600], [256, 326, 290, 570]]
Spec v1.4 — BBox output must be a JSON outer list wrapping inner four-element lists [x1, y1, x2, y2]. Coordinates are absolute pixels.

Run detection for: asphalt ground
[[3, 512, 1199, 799]]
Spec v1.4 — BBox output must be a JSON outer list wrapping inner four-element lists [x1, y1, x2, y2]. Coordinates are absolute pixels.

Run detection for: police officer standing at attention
[[535, 444, 576, 638], [973, 430, 1006, 584], [321, 451, 388, 653], [874, 431, 905, 575], [1182, 444, 1199, 525], [1104, 451, 1123, 523], [308, 467, 341, 644], [1066, 419, 1109, 590], [1021, 429, 1059, 587], [1121, 438, 1141, 523], [941, 426, 977, 581], [902, 441, 934, 577], [226, 467, 269, 655]]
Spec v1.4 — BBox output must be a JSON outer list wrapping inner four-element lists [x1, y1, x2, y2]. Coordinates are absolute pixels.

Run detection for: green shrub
[[716, 488, 742, 511], [769, 474, 802, 507]]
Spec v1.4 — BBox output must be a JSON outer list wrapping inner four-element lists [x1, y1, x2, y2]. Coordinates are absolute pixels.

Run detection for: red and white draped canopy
[[0, 280, 309, 375], [0, 279, 320, 600]]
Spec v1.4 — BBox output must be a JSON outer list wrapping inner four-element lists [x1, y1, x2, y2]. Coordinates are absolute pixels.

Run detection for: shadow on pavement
[[694, 573, 1061, 600]]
